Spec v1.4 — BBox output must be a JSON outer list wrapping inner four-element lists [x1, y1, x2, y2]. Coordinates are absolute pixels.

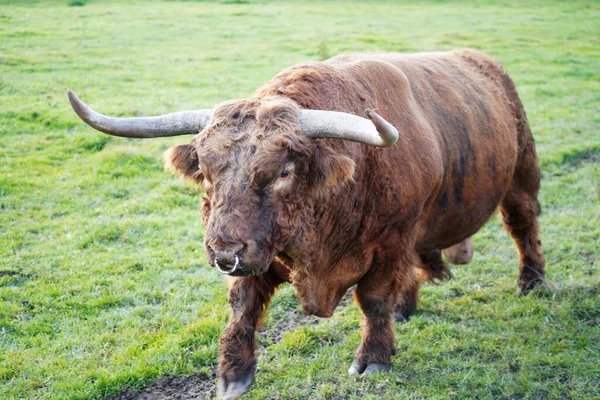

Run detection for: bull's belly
[[417, 183, 508, 250]]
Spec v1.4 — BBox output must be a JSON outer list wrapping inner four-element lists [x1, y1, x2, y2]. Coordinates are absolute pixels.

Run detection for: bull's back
[[329, 50, 521, 249]]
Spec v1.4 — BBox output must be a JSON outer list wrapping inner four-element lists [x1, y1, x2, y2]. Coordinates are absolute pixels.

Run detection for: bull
[[68, 49, 545, 399]]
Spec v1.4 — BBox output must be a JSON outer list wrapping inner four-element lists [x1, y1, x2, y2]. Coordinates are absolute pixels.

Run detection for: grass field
[[1, 0, 599, 399]]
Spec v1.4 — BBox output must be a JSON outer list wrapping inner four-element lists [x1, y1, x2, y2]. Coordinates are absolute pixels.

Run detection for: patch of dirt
[[260, 285, 356, 346], [0, 270, 27, 277], [550, 150, 600, 177], [259, 309, 321, 346], [568, 151, 600, 167], [107, 373, 216, 400], [449, 288, 465, 298], [580, 250, 596, 273], [0, 270, 32, 287]]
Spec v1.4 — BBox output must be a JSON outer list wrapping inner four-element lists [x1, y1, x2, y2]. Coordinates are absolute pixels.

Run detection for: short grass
[[1, 1, 599, 399]]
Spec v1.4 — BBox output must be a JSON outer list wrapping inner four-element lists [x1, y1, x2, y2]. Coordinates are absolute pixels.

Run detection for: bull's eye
[[280, 171, 290, 179]]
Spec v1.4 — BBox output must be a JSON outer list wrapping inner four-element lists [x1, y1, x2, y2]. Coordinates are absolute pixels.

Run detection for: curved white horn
[[299, 109, 399, 147], [67, 89, 213, 138]]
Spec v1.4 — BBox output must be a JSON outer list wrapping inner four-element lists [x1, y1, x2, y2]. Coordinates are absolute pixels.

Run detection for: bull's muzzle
[[205, 236, 270, 276]]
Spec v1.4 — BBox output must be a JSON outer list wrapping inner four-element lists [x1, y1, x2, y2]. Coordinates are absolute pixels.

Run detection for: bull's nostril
[[208, 238, 244, 254], [214, 255, 240, 275]]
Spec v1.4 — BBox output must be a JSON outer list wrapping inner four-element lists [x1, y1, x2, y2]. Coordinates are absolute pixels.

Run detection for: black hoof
[[217, 369, 255, 400]]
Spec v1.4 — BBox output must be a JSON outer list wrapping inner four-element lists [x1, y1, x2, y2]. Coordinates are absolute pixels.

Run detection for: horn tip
[[66, 88, 79, 108], [66, 89, 88, 119]]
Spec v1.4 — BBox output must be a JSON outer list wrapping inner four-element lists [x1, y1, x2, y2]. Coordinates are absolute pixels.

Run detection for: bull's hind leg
[[394, 249, 453, 322], [217, 267, 285, 400], [394, 278, 420, 322], [500, 142, 545, 293]]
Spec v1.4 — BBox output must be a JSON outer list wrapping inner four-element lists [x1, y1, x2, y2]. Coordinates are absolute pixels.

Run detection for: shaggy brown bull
[[68, 49, 545, 400]]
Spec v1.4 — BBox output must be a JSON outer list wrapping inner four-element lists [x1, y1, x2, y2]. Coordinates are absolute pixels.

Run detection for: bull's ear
[[164, 144, 203, 182], [312, 144, 356, 191]]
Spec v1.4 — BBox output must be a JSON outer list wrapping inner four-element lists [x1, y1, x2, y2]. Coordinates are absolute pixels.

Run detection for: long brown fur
[[165, 49, 545, 389]]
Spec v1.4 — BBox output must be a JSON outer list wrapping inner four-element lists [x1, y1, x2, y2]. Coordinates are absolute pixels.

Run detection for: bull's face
[[66, 90, 398, 276], [165, 98, 356, 276]]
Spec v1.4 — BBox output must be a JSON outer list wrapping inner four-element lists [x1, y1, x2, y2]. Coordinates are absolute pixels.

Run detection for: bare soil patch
[[107, 374, 216, 400]]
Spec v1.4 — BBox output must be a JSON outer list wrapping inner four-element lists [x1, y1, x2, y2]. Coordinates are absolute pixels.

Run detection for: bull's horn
[[299, 109, 399, 147], [67, 89, 213, 138]]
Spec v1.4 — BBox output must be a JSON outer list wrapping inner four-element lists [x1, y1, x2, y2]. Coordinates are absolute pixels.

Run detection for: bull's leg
[[393, 278, 420, 322], [501, 186, 545, 293], [217, 269, 284, 400], [500, 143, 545, 293], [349, 253, 415, 376], [394, 248, 453, 322]]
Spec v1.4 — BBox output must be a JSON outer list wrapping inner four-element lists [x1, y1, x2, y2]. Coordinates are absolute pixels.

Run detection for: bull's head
[[67, 90, 398, 276]]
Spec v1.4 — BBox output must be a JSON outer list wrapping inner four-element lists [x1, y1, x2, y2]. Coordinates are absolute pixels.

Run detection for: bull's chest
[[277, 251, 371, 319]]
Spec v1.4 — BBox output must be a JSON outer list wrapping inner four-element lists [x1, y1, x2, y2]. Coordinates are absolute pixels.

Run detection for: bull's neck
[[277, 176, 373, 317], [284, 177, 369, 271]]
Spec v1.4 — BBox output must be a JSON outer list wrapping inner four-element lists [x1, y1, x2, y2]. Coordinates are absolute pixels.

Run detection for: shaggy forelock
[[197, 96, 301, 143]]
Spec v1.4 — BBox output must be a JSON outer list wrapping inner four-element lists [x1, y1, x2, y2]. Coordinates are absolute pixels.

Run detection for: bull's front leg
[[349, 252, 416, 376], [217, 269, 284, 400]]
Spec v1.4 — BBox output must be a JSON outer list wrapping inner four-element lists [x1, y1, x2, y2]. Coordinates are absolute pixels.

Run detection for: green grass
[[1, 0, 599, 399]]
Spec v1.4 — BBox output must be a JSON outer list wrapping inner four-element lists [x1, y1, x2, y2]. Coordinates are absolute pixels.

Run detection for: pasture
[[1, 0, 599, 399]]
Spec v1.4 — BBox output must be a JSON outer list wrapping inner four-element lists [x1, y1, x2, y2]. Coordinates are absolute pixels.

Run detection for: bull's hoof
[[517, 267, 545, 295], [517, 277, 544, 295], [217, 369, 255, 400], [348, 360, 367, 375], [348, 360, 390, 376]]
